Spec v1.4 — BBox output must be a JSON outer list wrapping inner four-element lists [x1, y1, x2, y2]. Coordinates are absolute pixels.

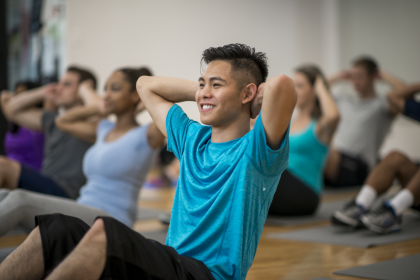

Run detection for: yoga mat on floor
[[265, 200, 347, 226], [323, 185, 361, 196], [4, 227, 27, 237], [137, 208, 169, 221], [268, 211, 420, 248], [310, 278, 337, 280], [334, 253, 420, 280], [141, 229, 168, 244], [0, 247, 17, 263]]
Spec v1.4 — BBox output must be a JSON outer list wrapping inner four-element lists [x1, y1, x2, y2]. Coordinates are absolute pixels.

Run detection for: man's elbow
[[136, 76, 153, 99]]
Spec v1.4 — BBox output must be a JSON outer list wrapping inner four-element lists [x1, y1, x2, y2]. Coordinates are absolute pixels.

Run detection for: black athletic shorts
[[404, 98, 420, 122], [268, 170, 320, 216], [325, 152, 369, 187], [35, 214, 215, 280]]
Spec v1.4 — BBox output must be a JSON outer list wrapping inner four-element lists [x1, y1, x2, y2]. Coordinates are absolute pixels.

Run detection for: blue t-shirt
[[287, 120, 329, 195], [77, 120, 158, 227], [165, 105, 289, 280]]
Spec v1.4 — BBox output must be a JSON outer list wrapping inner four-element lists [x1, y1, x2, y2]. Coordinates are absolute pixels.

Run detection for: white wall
[[66, 0, 340, 123], [338, 0, 420, 160], [66, 0, 420, 160]]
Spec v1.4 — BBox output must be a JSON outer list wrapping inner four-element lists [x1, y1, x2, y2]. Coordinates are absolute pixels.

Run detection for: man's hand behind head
[[43, 83, 59, 103], [250, 82, 264, 119]]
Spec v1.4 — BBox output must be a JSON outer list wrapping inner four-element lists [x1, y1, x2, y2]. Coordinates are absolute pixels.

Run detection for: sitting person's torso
[[77, 120, 158, 227], [165, 105, 289, 280], [287, 120, 329, 195], [41, 111, 93, 199], [333, 94, 393, 169], [5, 125, 44, 171]]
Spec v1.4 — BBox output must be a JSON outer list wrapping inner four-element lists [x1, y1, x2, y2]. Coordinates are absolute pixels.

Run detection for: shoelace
[[369, 205, 390, 217]]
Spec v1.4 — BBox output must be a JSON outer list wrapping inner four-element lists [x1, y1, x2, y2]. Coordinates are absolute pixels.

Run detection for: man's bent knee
[[83, 219, 107, 244], [384, 151, 410, 166], [0, 156, 11, 173]]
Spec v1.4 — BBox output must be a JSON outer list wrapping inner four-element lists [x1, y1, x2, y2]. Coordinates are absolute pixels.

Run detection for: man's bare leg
[[0, 227, 44, 280], [406, 168, 420, 205], [324, 148, 341, 183], [365, 151, 418, 194], [46, 219, 107, 280], [386, 93, 405, 115], [0, 156, 21, 189]]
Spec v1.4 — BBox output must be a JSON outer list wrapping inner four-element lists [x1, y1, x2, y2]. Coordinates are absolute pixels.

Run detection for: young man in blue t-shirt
[[0, 44, 296, 280]]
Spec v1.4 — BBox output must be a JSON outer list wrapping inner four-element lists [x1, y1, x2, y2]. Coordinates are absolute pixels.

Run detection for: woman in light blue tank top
[[268, 65, 340, 216], [0, 67, 165, 236]]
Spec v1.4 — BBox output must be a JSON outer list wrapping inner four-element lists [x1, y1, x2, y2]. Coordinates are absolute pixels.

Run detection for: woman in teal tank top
[[269, 65, 340, 216]]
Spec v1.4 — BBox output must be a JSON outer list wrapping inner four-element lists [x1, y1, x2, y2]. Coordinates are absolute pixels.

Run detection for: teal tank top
[[287, 120, 329, 195]]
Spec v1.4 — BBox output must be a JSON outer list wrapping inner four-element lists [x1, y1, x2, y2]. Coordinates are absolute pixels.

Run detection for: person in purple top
[[1, 81, 48, 171]]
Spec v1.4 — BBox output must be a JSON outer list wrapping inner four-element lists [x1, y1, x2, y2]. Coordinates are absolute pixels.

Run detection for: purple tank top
[[5, 126, 45, 171]]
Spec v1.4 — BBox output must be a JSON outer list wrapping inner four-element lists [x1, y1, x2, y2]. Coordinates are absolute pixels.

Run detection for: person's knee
[[386, 93, 404, 112], [0, 156, 11, 173], [384, 151, 410, 166], [8, 189, 30, 205], [83, 219, 107, 245]]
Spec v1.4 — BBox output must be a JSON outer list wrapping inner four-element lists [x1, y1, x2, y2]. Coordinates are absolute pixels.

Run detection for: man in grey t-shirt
[[0, 66, 96, 199], [324, 56, 404, 187]]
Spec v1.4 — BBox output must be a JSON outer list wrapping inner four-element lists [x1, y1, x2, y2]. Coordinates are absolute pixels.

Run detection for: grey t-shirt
[[41, 111, 92, 199], [332, 94, 393, 170]]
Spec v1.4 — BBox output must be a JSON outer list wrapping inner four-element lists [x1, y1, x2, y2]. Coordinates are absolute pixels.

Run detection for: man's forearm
[[6, 88, 45, 115], [79, 87, 101, 107], [138, 76, 197, 103], [381, 71, 405, 90], [56, 105, 101, 124], [394, 83, 420, 98]]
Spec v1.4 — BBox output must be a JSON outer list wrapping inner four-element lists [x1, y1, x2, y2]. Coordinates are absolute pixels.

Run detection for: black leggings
[[269, 170, 320, 216]]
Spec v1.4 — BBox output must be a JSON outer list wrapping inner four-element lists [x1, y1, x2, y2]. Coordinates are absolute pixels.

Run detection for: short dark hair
[[201, 43, 268, 90], [352, 56, 379, 76], [67, 66, 98, 89], [118, 67, 153, 91]]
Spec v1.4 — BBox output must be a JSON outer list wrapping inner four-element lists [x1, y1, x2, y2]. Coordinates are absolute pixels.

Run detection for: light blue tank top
[[77, 120, 158, 227], [287, 120, 329, 195]]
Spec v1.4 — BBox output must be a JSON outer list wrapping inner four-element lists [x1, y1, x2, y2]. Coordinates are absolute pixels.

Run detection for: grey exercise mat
[[334, 253, 420, 280], [0, 247, 17, 263], [137, 207, 169, 221], [269, 211, 420, 248], [323, 185, 361, 196], [141, 229, 168, 244], [310, 278, 336, 280], [265, 200, 347, 226], [4, 227, 28, 237]]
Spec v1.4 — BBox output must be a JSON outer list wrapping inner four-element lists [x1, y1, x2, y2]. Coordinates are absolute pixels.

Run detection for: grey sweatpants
[[0, 189, 110, 236]]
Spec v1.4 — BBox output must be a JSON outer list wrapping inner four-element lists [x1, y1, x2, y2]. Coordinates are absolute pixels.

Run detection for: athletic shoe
[[361, 203, 402, 234], [331, 200, 369, 228]]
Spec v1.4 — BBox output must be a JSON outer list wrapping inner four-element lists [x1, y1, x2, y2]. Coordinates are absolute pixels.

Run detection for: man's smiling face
[[196, 60, 244, 126]]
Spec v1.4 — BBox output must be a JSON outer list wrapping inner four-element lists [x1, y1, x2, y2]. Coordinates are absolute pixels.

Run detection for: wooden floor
[[1, 187, 420, 280]]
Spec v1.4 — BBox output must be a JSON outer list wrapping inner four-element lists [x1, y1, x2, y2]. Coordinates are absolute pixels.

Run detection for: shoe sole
[[360, 216, 401, 234], [332, 211, 359, 227]]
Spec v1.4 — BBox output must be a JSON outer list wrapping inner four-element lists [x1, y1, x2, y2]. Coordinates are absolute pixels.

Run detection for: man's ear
[[242, 83, 257, 104]]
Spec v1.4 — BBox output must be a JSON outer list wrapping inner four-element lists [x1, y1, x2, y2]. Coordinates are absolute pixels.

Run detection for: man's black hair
[[352, 56, 379, 76], [201, 43, 268, 90], [67, 66, 98, 89]]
